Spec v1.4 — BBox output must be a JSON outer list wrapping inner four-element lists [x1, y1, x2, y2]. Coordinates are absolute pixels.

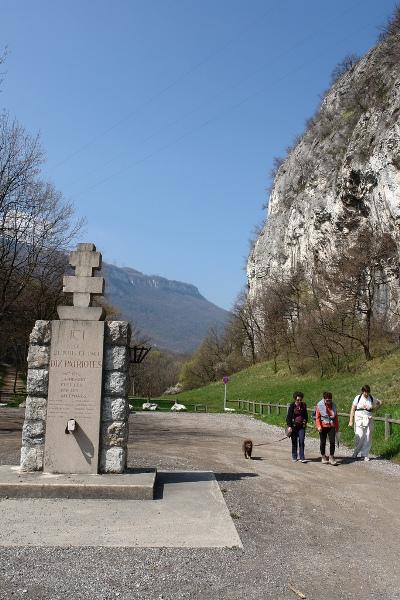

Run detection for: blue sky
[[1, 0, 398, 310]]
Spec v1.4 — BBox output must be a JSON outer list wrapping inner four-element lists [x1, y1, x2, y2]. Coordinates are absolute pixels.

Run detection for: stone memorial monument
[[20, 243, 131, 475]]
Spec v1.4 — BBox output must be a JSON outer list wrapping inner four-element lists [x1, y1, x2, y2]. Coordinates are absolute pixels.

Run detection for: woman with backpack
[[315, 391, 339, 465], [286, 391, 308, 463], [348, 385, 382, 461]]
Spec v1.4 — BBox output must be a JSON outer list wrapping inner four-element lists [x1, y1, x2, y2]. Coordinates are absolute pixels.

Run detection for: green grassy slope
[[167, 351, 400, 461]]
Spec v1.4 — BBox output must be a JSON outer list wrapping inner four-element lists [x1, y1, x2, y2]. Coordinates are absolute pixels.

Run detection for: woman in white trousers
[[348, 385, 382, 461]]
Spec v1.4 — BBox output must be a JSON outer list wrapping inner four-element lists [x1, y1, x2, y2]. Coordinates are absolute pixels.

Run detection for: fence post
[[261, 403, 264, 416], [276, 404, 280, 415], [268, 403, 271, 415], [384, 414, 392, 440]]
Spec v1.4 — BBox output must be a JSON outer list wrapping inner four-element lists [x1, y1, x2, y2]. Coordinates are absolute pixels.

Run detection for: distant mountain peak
[[121, 267, 204, 300], [103, 262, 229, 353]]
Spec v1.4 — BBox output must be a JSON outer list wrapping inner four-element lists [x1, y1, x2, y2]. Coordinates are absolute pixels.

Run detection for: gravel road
[[0, 409, 399, 600]]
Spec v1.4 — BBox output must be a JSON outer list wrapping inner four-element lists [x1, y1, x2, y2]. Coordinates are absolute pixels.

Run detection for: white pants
[[353, 413, 374, 457]]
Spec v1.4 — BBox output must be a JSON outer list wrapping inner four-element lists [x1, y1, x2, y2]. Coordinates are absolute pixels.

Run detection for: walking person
[[315, 392, 339, 465], [286, 392, 308, 463], [348, 385, 382, 461]]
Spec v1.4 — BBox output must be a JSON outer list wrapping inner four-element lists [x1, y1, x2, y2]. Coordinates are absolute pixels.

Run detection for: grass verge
[[165, 351, 400, 461]]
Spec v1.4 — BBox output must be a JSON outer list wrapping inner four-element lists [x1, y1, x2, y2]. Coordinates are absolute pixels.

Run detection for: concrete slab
[[0, 471, 242, 548], [0, 465, 156, 499]]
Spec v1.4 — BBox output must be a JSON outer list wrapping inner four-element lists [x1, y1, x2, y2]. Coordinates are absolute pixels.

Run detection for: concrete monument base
[[0, 465, 156, 500], [0, 471, 242, 548]]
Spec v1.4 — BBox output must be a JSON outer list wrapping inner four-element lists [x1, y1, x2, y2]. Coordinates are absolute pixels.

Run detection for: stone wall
[[20, 320, 51, 471], [20, 320, 131, 474], [100, 321, 131, 473]]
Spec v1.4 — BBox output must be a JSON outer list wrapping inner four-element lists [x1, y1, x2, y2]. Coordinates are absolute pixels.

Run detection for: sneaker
[[321, 456, 329, 464], [352, 452, 358, 459], [300, 459, 308, 463], [292, 458, 298, 462], [363, 456, 370, 462], [329, 456, 337, 466]]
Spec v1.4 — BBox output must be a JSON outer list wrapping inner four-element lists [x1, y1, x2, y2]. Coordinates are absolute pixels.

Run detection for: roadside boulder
[[171, 402, 187, 412], [142, 402, 158, 411]]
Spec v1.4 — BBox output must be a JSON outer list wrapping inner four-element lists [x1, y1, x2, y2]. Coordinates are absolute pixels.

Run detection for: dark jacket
[[286, 402, 308, 428]]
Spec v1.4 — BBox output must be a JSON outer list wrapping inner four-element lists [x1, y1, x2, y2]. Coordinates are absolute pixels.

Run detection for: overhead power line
[[50, 2, 281, 170], [69, 0, 364, 196], [72, 10, 371, 200], [68, 0, 361, 191]]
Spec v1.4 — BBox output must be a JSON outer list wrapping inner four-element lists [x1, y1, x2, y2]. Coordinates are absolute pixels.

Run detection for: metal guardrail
[[227, 399, 400, 441]]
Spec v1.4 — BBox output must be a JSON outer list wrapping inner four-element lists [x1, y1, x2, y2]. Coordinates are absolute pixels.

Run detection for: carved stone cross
[[57, 243, 105, 321]]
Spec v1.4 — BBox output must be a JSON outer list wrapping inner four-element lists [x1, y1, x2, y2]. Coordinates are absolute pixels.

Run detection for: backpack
[[311, 400, 336, 422], [355, 393, 374, 411]]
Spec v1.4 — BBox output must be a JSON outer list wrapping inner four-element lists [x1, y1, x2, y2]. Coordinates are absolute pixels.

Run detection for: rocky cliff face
[[248, 31, 400, 299]]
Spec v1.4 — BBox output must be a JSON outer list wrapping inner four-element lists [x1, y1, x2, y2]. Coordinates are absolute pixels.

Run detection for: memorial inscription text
[[43, 320, 104, 474]]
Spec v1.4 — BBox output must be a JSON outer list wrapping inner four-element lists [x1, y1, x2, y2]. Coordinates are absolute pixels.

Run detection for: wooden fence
[[226, 399, 400, 441]]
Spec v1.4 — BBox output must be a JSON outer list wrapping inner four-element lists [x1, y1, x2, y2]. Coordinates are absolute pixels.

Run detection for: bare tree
[[330, 54, 360, 84], [0, 47, 7, 92], [0, 113, 84, 373], [133, 349, 183, 398], [316, 231, 398, 360], [231, 290, 259, 364], [0, 113, 84, 324]]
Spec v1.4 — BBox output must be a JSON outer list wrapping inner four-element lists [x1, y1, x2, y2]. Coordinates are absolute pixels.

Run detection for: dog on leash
[[242, 439, 253, 459]]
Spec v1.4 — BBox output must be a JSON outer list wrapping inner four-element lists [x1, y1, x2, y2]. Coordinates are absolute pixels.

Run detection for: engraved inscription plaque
[[44, 320, 104, 474]]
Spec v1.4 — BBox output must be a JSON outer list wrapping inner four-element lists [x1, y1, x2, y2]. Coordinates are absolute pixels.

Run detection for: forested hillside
[[103, 263, 230, 353]]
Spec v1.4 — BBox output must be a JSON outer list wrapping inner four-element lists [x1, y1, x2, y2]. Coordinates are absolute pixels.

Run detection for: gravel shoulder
[[0, 409, 399, 600]]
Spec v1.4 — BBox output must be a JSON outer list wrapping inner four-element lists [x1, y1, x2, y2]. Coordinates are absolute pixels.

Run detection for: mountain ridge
[[103, 262, 230, 354]]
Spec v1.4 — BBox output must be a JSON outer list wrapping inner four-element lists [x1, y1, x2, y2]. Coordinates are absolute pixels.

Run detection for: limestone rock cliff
[[248, 29, 400, 299]]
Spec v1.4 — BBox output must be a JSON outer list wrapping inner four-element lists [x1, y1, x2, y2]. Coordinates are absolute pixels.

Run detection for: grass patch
[[230, 512, 240, 520]]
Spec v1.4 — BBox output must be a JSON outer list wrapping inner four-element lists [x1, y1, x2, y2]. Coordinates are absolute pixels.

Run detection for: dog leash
[[254, 435, 288, 446]]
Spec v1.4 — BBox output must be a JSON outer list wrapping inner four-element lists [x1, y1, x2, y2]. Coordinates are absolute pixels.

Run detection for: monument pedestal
[[21, 319, 131, 474], [0, 466, 156, 500], [20, 244, 133, 475]]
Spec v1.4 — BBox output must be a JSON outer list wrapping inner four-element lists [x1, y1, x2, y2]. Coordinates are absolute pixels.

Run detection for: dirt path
[[127, 412, 400, 599], [0, 409, 399, 600]]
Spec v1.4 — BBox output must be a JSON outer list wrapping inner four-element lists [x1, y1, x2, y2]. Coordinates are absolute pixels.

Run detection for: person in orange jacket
[[315, 391, 339, 465]]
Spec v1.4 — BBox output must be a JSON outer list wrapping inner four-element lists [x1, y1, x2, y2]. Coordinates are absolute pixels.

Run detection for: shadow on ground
[[154, 470, 258, 499]]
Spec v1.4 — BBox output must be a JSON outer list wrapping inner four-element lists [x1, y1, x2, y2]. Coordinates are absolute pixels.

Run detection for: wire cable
[[50, 2, 281, 169], [71, 7, 371, 199], [67, 0, 362, 190]]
